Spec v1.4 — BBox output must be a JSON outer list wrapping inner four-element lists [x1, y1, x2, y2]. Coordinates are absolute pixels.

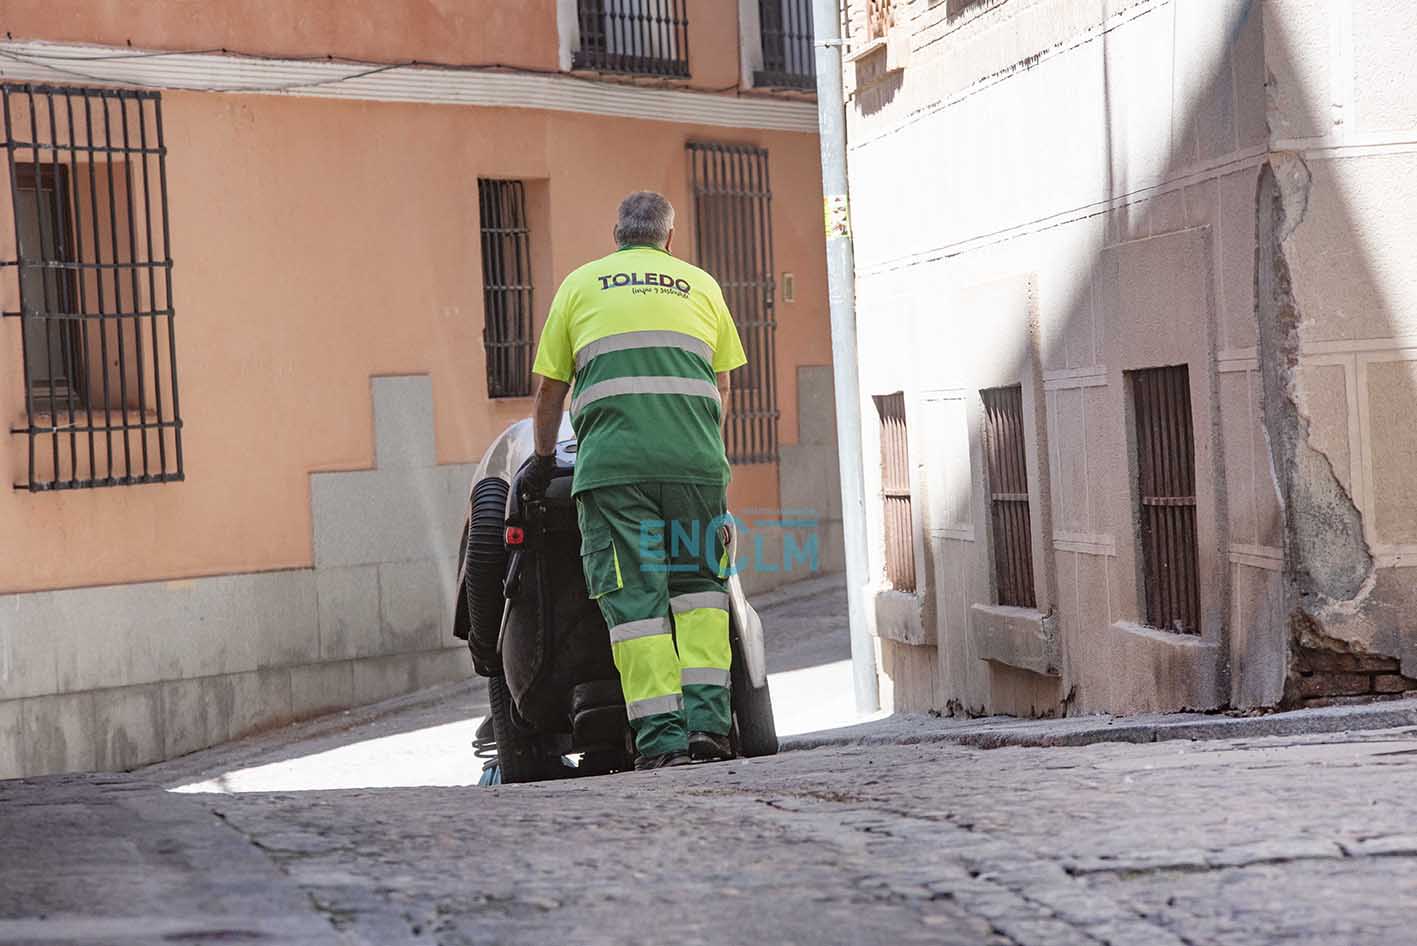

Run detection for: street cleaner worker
[[522, 191, 747, 770]]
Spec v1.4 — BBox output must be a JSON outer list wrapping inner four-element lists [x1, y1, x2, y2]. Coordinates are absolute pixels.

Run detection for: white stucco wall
[[841, 0, 1295, 715]]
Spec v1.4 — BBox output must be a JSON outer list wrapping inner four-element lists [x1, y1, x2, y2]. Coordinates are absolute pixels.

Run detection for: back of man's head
[[615, 191, 675, 249]]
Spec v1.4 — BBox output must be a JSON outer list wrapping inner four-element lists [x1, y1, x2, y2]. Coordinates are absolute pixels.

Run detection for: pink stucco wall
[[0, 7, 831, 594]]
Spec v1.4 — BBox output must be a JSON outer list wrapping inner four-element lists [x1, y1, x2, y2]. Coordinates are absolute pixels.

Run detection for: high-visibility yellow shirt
[[532, 244, 748, 495]]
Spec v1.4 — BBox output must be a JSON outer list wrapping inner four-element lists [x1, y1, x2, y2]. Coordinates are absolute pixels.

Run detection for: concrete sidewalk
[[785, 695, 1417, 751], [0, 775, 346, 946]]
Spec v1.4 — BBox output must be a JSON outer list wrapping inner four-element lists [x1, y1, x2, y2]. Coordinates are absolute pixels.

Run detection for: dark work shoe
[[689, 731, 734, 762], [634, 750, 692, 771]]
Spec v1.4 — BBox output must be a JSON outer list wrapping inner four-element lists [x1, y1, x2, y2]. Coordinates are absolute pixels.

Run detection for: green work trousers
[[576, 482, 733, 759]]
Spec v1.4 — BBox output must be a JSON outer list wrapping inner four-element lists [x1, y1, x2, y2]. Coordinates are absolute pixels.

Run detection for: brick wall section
[[1288, 650, 1417, 707]]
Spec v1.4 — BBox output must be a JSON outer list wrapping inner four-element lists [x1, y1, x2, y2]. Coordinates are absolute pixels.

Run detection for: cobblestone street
[[167, 723, 1416, 946], [113, 581, 1417, 946]]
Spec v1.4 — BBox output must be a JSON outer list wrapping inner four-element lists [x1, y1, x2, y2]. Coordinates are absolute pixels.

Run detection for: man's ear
[[611, 225, 619, 247], [665, 227, 675, 253]]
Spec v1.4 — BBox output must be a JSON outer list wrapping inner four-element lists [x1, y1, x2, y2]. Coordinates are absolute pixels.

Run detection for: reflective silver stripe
[[681, 667, 732, 688], [571, 376, 721, 416], [670, 591, 730, 614], [626, 693, 683, 720], [609, 616, 672, 644], [574, 330, 714, 372]]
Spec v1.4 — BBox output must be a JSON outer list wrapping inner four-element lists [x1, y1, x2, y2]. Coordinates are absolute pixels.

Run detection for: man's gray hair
[[614, 191, 675, 248]]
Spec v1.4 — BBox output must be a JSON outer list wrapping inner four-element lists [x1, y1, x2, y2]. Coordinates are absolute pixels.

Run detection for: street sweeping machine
[[451, 417, 777, 783]]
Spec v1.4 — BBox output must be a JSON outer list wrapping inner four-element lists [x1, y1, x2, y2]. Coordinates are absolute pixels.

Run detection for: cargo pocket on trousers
[[580, 529, 623, 600]]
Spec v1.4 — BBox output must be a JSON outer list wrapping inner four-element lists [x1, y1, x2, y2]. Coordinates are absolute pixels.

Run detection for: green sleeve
[[711, 286, 748, 373], [531, 277, 575, 382]]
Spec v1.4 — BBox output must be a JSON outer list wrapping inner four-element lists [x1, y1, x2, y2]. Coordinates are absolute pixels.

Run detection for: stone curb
[[782, 696, 1417, 752]]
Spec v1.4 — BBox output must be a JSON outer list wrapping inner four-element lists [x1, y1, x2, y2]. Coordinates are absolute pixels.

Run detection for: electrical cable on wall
[[0, 42, 802, 98]]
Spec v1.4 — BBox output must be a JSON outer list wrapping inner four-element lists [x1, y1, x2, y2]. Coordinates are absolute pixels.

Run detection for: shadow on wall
[[875, 0, 1417, 718]]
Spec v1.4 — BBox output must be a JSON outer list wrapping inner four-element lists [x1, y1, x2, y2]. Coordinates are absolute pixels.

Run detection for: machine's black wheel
[[465, 477, 510, 668], [730, 649, 779, 758], [488, 673, 560, 784]]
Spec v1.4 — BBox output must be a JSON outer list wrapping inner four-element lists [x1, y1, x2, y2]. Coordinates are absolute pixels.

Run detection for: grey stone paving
[[194, 726, 1417, 946], [0, 775, 344, 945], [9, 576, 1417, 944]]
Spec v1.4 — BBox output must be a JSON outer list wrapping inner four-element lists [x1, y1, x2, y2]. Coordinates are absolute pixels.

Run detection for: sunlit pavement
[[156, 574, 869, 795], [161, 659, 869, 795]]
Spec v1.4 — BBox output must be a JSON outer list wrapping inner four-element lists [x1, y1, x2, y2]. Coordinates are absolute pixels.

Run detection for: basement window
[[874, 391, 916, 592], [3, 83, 184, 491], [478, 179, 535, 399], [1130, 364, 1201, 634], [981, 385, 1036, 609]]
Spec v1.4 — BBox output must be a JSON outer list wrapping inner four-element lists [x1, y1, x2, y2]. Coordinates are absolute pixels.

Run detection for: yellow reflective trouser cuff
[[672, 603, 732, 675], [609, 617, 681, 714]]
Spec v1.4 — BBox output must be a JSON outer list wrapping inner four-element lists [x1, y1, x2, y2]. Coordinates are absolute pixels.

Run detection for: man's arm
[[533, 375, 571, 456], [716, 372, 731, 434]]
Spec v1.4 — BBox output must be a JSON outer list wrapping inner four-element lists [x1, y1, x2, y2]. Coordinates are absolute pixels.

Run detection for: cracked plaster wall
[[848, 0, 1417, 715], [1255, 0, 1417, 697]]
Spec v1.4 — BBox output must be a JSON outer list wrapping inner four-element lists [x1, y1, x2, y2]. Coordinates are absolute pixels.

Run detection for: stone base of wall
[[1286, 648, 1417, 708], [1, 376, 476, 780], [0, 645, 470, 779]]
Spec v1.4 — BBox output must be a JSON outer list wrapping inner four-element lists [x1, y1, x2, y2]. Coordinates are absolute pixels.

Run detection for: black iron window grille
[[574, 0, 691, 78], [477, 179, 534, 399], [1131, 364, 1201, 635], [982, 385, 1036, 609], [757, 0, 816, 89], [874, 392, 916, 593], [687, 141, 778, 465], [2, 83, 183, 491]]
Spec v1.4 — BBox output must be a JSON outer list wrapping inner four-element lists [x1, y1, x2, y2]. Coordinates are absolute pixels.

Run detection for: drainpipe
[[812, 0, 880, 713]]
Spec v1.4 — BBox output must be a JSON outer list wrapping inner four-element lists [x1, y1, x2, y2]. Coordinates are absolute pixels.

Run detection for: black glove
[[521, 452, 557, 501]]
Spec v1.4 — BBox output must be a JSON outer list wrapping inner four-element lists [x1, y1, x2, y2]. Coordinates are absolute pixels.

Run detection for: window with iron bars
[[867, 0, 895, 41], [687, 141, 779, 464], [477, 179, 534, 399], [874, 392, 916, 592], [756, 0, 816, 90], [574, 0, 691, 78], [1131, 364, 1201, 634], [2, 83, 183, 491], [981, 385, 1036, 609]]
